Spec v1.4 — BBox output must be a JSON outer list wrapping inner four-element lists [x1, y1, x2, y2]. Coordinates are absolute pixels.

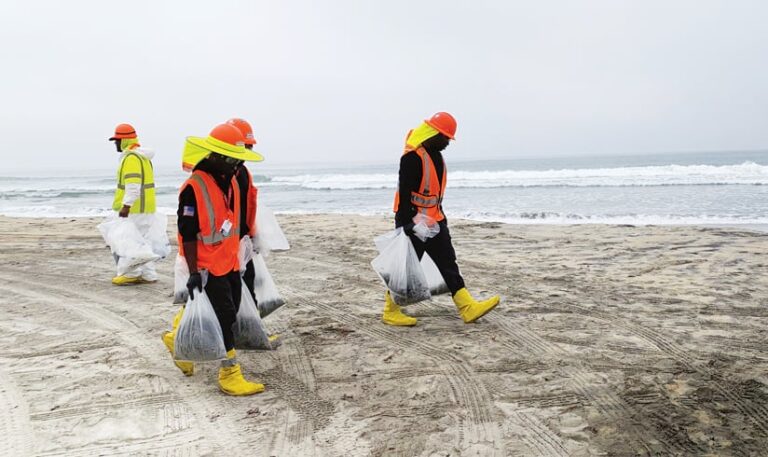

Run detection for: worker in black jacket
[[385, 112, 500, 326]]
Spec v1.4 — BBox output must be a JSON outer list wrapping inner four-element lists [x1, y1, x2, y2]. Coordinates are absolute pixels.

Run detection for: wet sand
[[0, 214, 767, 456]]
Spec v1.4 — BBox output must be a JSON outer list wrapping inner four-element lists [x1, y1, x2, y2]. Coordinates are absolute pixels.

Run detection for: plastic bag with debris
[[421, 253, 450, 296], [173, 254, 190, 304], [371, 229, 430, 306], [251, 253, 286, 318], [233, 279, 272, 350], [253, 204, 290, 256], [174, 278, 227, 362], [97, 217, 160, 276]]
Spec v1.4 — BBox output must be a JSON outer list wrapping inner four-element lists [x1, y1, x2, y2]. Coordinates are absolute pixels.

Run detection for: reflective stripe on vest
[[241, 167, 258, 238], [414, 149, 433, 216]]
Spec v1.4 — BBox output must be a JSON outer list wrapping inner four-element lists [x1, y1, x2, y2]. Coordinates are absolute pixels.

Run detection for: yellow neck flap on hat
[[404, 122, 439, 152], [182, 139, 211, 172], [120, 138, 140, 151]]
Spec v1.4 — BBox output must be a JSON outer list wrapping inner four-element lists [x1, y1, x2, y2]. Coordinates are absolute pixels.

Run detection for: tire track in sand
[[484, 314, 702, 455], [0, 273, 242, 455], [0, 368, 33, 457], [283, 288, 505, 456], [568, 301, 768, 438]]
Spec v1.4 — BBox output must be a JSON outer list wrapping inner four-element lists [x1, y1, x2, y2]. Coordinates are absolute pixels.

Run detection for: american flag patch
[[182, 206, 195, 217]]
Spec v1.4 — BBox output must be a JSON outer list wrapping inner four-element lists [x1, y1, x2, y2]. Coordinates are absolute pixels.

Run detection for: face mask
[[208, 154, 239, 175], [424, 134, 450, 153]]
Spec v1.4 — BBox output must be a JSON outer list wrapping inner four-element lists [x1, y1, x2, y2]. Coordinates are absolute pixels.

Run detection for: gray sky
[[1, 0, 767, 172]]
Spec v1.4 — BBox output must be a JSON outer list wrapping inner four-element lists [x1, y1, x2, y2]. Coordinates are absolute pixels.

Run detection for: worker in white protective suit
[[108, 123, 159, 285]]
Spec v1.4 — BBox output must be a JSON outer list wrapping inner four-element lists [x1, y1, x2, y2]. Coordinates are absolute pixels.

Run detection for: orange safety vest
[[178, 170, 241, 276], [393, 146, 447, 222], [242, 167, 258, 237]]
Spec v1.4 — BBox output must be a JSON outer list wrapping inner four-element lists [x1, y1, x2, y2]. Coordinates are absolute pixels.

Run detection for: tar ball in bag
[[174, 285, 227, 362], [251, 253, 286, 318], [97, 217, 160, 276], [421, 253, 450, 296], [173, 254, 190, 304], [234, 280, 272, 350], [371, 229, 431, 306]]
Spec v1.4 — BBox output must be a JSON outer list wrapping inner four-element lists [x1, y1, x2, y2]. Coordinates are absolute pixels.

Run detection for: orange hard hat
[[209, 123, 246, 146], [424, 112, 457, 140], [109, 123, 137, 141], [226, 118, 257, 145]]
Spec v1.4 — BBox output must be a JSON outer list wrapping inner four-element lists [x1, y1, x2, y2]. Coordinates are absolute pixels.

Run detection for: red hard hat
[[226, 118, 257, 145], [109, 123, 137, 141], [424, 112, 457, 140]]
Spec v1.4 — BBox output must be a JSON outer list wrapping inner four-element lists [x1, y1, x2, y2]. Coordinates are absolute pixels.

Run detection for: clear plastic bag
[[252, 253, 286, 318], [238, 235, 254, 270], [174, 282, 227, 362], [374, 227, 402, 252], [411, 214, 441, 242], [173, 254, 190, 304], [421, 253, 450, 296], [233, 280, 272, 350], [97, 217, 160, 276], [371, 229, 431, 306], [145, 212, 171, 259], [253, 204, 290, 256]]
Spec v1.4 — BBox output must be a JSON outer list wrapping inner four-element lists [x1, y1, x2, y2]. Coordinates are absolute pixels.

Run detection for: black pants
[[242, 258, 256, 303], [406, 220, 465, 295], [205, 270, 242, 352]]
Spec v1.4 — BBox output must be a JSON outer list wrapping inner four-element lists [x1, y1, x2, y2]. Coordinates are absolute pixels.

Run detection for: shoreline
[[2, 213, 767, 234]]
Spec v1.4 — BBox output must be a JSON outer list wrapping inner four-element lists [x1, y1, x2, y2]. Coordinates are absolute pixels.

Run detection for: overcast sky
[[1, 0, 767, 172]]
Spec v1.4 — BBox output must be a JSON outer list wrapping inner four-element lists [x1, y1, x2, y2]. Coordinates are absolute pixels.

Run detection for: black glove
[[402, 222, 415, 235], [187, 272, 203, 300]]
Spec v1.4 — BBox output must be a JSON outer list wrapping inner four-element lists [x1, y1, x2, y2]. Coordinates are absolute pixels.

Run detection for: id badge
[[220, 219, 233, 236]]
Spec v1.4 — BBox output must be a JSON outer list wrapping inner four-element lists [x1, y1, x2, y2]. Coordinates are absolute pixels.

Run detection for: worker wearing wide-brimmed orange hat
[[385, 112, 500, 326], [107, 123, 159, 285], [162, 123, 265, 396]]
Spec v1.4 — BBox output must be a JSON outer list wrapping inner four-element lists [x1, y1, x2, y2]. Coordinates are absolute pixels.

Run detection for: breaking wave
[[265, 162, 768, 189]]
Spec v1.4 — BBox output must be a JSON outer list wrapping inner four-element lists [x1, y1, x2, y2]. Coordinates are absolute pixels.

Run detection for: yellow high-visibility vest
[[112, 147, 156, 214]]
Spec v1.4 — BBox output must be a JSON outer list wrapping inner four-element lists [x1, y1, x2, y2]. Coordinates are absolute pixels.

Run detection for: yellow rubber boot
[[382, 291, 417, 327], [161, 306, 194, 376], [218, 349, 265, 396], [453, 288, 500, 323], [112, 275, 141, 286]]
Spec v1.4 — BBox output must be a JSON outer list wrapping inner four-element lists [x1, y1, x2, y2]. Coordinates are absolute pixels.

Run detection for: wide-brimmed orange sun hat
[[185, 124, 263, 163]]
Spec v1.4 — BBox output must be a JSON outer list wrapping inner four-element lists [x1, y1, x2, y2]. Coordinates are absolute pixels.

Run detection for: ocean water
[[2, 150, 768, 228]]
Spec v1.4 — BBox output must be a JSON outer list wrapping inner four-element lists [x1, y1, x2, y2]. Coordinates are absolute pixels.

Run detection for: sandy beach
[[1, 214, 767, 456]]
